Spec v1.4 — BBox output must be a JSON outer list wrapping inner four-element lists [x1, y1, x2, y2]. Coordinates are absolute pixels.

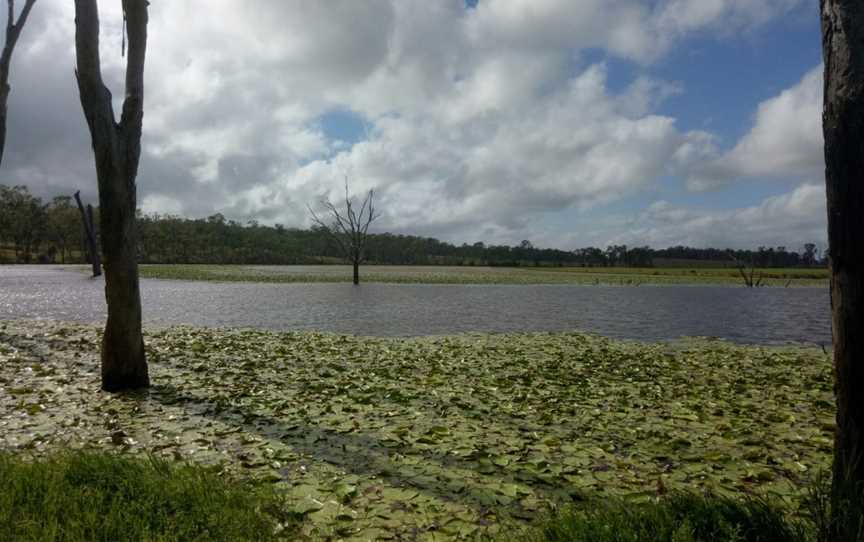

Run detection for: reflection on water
[[0, 265, 830, 345]]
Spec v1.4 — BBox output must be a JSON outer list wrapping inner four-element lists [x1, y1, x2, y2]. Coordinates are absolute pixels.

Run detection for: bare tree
[[74, 0, 149, 391], [0, 0, 36, 167], [821, 1, 864, 538], [727, 252, 763, 288], [309, 179, 380, 285]]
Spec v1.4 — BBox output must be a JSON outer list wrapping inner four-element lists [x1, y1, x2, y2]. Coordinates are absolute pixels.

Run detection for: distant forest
[[1, 184, 826, 268]]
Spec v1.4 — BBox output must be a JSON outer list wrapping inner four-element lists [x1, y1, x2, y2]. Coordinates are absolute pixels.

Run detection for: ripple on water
[[0, 265, 830, 344]]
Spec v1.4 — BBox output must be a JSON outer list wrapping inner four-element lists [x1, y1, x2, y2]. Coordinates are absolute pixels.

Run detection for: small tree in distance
[[309, 178, 380, 285]]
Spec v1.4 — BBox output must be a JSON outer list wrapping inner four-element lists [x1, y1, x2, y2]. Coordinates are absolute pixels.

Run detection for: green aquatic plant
[[0, 321, 835, 539]]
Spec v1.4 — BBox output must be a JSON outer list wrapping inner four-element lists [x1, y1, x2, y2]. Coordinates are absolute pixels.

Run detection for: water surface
[[0, 265, 830, 344]]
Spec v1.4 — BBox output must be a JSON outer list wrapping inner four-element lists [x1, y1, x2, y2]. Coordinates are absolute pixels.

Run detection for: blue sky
[[6, 1, 827, 251], [557, 8, 822, 240]]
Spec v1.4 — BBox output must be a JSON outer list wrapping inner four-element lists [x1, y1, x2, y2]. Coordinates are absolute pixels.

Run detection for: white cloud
[[284, 64, 706, 240], [598, 183, 827, 249], [688, 66, 824, 190], [2, 0, 817, 246], [655, 0, 806, 37]]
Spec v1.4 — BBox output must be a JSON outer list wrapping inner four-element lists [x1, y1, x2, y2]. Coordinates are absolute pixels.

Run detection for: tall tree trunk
[[821, 1, 864, 538], [353, 259, 359, 285], [74, 0, 149, 391], [0, 0, 36, 167]]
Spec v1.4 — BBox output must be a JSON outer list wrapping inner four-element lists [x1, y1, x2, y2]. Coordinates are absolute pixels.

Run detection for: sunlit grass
[[0, 452, 298, 541], [136, 263, 829, 286], [512, 492, 808, 542]]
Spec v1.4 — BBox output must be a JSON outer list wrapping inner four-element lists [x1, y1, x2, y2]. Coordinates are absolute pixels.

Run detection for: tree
[[74, 0, 149, 391], [46, 195, 79, 263], [821, 1, 864, 538], [803, 243, 818, 267], [0, 0, 36, 167], [309, 179, 380, 285], [0, 183, 44, 261]]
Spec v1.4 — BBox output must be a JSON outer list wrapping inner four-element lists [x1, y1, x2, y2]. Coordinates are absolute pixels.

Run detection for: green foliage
[[515, 493, 807, 542], [0, 321, 834, 539], [804, 472, 864, 542], [0, 451, 297, 541], [0, 185, 47, 263]]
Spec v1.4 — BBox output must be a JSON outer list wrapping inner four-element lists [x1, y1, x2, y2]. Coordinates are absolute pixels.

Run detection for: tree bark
[[73, 191, 101, 277], [353, 259, 359, 285], [74, 0, 148, 391], [0, 0, 36, 167], [821, 1, 864, 538]]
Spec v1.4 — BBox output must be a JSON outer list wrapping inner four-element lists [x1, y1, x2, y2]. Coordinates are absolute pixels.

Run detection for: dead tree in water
[[0, 0, 36, 167], [73, 190, 100, 277], [728, 252, 763, 288], [821, 1, 864, 538], [309, 179, 380, 285], [74, 0, 149, 391]]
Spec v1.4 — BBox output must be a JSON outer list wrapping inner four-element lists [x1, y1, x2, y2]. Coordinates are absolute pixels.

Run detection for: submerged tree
[[0, 0, 36, 167], [821, 0, 864, 539], [74, 0, 149, 391], [309, 179, 380, 285]]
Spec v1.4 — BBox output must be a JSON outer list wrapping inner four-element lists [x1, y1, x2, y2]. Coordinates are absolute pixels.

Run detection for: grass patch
[[134, 264, 829, 286], [516, 493, 808, 542], [0, 451, 297, 541]]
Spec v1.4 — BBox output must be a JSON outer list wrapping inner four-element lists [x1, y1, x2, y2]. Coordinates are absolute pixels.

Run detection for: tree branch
[[120, 0, 147, 135]]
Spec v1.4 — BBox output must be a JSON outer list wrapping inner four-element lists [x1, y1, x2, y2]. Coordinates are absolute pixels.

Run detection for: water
[[0, 265, 830, 345]]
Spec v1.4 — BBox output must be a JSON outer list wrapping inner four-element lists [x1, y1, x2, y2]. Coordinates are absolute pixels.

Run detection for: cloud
[[688, 66, 824, 190], [284, 64, 707, 241], [599, 182, 827, 249], [464, 0, 807, 63], [0, 0, 816, 246], [654, 0, 806, 37]]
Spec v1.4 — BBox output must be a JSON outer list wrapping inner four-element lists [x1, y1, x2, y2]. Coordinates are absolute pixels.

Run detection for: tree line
[[0, 183, 827, 268]]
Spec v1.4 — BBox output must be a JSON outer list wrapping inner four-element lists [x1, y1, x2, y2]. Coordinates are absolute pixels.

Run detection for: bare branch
[[14, 0, 35, 32], [308, 178, 380, 282], [119, 0, 147, 179], [309, 203, 349, 257], [6, 1, 13, 36], [0, 0, 36, 166]]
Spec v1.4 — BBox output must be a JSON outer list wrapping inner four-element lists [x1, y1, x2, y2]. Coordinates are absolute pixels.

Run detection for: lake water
[[0, 265, 830, 345]]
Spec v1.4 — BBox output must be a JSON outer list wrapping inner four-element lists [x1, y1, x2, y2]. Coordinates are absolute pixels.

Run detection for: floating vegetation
[[0, 320, 834, 540]]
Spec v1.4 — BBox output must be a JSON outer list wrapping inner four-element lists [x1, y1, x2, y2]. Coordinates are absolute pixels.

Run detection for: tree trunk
[[353, 259, 359, 285], [821, 1, 864, 538], [74, 0, 149, 391], [73, 191, 101, 277]]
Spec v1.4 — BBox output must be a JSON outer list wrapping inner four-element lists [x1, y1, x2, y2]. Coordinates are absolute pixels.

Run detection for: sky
[[2, 0, 826, 251]]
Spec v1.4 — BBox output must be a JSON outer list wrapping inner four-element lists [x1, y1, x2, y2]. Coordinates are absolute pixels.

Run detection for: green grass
[[134, 263, 829, 286], [515, 493, 808, 542], [0, 452, 298, 541], [0, 321, 834, 539]]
